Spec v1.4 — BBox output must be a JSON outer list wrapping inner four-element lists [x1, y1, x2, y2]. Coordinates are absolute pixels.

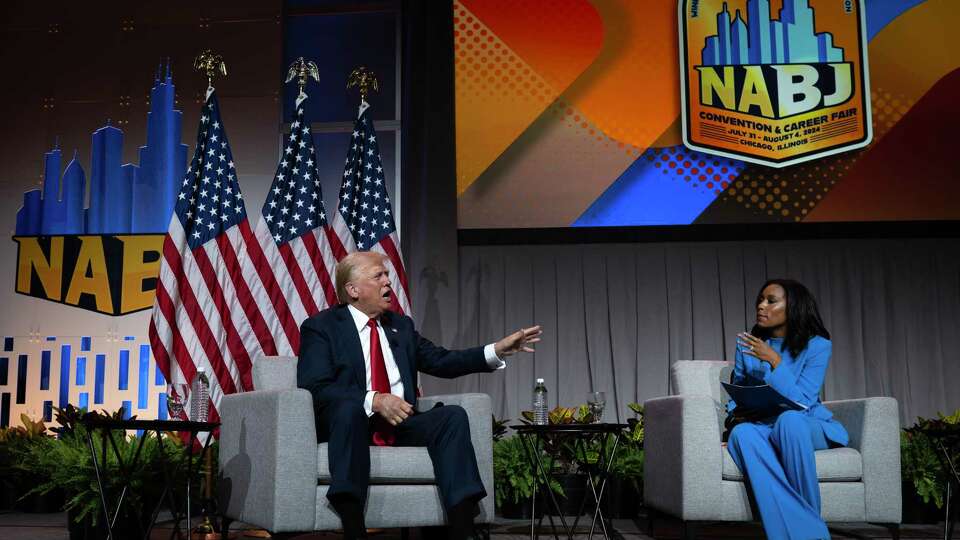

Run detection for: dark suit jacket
[[297, 304, 493, 412]]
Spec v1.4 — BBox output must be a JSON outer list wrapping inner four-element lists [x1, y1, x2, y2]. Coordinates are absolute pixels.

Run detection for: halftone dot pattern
[[643, 147, 745, 195], [459, 0, 603, 94], [454, 2, 555, 106], [720, 151, 863, 221], [455, 0, 643, 177], [544, 98, 645, 158], [713, 86, 916, 222], [871, 86, 913, 138]]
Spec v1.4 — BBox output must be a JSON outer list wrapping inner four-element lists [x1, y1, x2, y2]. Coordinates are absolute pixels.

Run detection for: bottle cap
[[536, 378, 544, 383]]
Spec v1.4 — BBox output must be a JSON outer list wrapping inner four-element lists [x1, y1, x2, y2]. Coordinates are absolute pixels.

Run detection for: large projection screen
[[454, 0, 960, 229]]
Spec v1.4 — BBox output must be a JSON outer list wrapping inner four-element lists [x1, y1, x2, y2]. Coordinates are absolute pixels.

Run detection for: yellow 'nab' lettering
[[15, 237, 64, 300], [65, 236, 113, 313], [117, 235, 164, 313]]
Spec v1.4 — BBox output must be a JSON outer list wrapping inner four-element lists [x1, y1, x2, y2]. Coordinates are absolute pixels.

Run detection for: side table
[[511, 423, 627, 540], [80, 417, 219, 540]]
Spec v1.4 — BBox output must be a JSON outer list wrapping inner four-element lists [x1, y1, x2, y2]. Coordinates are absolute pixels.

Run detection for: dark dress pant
[[318, 400, 486, 509]]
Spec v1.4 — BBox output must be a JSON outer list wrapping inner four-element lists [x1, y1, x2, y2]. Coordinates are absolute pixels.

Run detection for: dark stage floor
[[0, 510, 945, 539]]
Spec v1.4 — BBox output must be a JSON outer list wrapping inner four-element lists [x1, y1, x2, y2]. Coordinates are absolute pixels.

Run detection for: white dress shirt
[[346, 304, 505, 417]]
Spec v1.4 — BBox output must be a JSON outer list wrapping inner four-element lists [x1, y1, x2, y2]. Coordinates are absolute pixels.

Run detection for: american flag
[[252, 91, 346, 348], [336, 102, 411, 316], [149, 88, 277, 423]]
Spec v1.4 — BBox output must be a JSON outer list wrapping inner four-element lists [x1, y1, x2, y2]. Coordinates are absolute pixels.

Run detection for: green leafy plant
[[610, 403, 644, 491], [492, 415, 509, 443], [20, 406, 191, 530], [0, 414, 55, 505], [493, 435, 563, 508], [902, 408, 960, 509]]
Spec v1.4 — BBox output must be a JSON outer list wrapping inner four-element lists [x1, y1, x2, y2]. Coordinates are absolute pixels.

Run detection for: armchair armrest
[[417, 393, 493, 523], [643, 394, 724, 520], [219, 388, 318, 532], [824, 397, 901, 523]]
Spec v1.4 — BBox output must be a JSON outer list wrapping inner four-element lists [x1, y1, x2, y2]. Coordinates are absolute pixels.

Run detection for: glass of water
[[588, 391, 606, 423]]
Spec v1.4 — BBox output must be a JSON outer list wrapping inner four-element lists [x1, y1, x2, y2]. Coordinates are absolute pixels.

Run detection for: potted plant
[[519, 405, 595, 516], [494, 435, 545, 519], [598, 403, 644, 519], [0, 413, 64, 513], [901, 408, 960, 524], [21, 405, 191, 539]]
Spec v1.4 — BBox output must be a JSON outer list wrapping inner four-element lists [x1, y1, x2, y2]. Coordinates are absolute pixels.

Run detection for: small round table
[[80, 417, 219, 540], [510, 423, 628, 540]]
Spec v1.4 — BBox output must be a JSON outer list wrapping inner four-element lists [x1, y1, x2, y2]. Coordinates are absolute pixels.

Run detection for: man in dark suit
[[298, 251, 541, 540]]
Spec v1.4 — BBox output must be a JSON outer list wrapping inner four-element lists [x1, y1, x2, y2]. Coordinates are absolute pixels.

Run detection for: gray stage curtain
[[419, 238, 960, 427]]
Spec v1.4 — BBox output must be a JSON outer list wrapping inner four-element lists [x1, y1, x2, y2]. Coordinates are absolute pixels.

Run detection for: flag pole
[[191, 50, 226, 540]]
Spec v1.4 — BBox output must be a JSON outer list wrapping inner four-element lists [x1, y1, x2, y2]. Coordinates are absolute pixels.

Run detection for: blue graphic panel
[[0, 357, 7, 385], [16, 355, 27, 404], [45, 336, 56, 342], [158, 393, 168, 421], [1, 393, 9, 427], [576, 146, 745, 226], [3, 337, 13, 351], [17, 68, 186, 235], [59, 345, 71, 409], [94, 354, 106, 404], [40, 350, 51, 390], [867, 0, 927, 40], [42, 400, 52, 422], [155, 361, 166, 386], [76, 356, 86, 386], [125, 336, 136, 341], [138, 345, 149, 409], [78, 392, 89, 411], [122, 400, 132, 420], [118, 349, 129, 391], [80, 337, 91, 352]]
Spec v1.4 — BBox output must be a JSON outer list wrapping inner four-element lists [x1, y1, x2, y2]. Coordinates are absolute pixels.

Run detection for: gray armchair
[[644, 360, 901, 538], [217, 356, 494, 536]]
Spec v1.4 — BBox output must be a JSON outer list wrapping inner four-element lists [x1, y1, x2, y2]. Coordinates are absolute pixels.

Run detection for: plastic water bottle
[[533, 378, 548, 425], [190, 367, 210, 422]]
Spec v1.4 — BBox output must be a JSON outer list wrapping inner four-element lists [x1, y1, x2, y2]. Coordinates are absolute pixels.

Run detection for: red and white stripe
[[252, 217, 342, 351]]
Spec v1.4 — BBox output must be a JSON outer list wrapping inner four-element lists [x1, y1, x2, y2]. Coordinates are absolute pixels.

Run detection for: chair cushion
[[722, 446, 863, 482], [317, 443, 436, 484]]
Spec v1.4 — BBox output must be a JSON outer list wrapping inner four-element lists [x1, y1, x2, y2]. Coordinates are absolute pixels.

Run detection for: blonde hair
[[335, 251, 387, 304]]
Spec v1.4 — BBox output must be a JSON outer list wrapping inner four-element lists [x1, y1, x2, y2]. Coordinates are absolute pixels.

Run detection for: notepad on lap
[[721, 382, 807, 413]]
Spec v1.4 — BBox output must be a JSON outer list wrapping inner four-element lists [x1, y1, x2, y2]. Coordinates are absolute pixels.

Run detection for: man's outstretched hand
[[494, 325, 543, 358], [373, 392, 414, 426]]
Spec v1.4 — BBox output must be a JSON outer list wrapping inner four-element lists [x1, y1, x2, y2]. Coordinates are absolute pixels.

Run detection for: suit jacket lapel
[[335, 306, 366, 388], [380, 312, 414, 399]]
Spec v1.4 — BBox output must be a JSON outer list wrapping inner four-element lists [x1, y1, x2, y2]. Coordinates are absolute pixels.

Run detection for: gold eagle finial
[[285, 57, 320, 93], [194, 50, 227, 88], [347, 66, 379, 103]]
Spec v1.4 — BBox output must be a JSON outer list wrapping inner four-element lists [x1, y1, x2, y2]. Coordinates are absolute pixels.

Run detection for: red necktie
[[368, 318, 395, 446]]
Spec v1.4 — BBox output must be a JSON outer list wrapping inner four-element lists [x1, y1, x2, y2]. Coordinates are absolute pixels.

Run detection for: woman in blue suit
[[726, 279, 848, 540]]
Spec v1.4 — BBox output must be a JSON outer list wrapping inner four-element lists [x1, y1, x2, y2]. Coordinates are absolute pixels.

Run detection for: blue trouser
[[727, 410, 831, 540]]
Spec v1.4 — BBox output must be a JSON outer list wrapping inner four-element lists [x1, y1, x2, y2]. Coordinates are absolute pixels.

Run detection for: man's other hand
[[373, 393, 414, 425], [494, 325, 543, 358]]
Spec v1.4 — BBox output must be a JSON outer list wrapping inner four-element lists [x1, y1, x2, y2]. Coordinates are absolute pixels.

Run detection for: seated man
[[298, 251, 541, 540]]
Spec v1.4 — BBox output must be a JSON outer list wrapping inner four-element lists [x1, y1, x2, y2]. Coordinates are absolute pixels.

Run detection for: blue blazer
[[726, 335, 849, 446], [297, 304, 493, 410]]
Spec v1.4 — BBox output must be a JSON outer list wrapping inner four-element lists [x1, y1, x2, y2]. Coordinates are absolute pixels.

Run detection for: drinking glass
[[588, 391, 606, 423], [166, 383, 189, 420]]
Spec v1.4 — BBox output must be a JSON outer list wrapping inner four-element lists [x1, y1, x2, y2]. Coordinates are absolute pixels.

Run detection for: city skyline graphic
[[701, 0, 844, 66], [15, 65, 188, 236]]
